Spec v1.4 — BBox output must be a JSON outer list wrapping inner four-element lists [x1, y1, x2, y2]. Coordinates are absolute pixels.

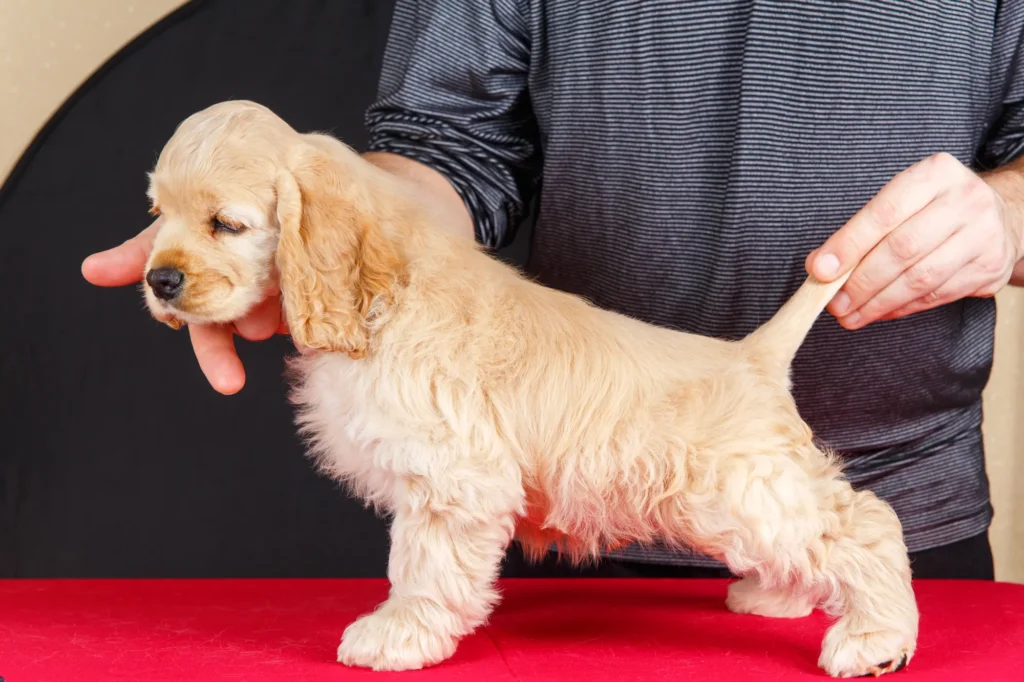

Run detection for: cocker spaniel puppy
[[140, 100, 918, 678]]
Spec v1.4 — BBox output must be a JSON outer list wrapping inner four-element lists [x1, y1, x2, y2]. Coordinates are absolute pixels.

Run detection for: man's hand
[[81, 218, 287, 395], [806, 152, 1024, 329]]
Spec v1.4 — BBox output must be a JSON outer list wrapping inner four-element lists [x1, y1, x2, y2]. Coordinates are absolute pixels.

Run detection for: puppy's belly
[[514, 519, 632, 562], [513, 487, 635, 563]]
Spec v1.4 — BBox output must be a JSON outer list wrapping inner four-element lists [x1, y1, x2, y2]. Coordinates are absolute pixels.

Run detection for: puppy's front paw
[[819, 621, 914, 678], [337, 596, 460, 671]]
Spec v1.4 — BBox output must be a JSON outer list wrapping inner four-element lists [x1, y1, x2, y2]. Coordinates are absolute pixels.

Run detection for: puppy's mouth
[[146, 294, 191, 330], [155, 309, 186, 330], [145, 276, 243, 330]]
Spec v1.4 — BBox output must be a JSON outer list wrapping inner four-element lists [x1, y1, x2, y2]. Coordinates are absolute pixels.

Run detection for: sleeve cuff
[[366, 110, 533, 249]]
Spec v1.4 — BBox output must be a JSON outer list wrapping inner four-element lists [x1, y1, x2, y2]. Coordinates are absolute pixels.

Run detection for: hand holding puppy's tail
[[743, 269, 852, 373]]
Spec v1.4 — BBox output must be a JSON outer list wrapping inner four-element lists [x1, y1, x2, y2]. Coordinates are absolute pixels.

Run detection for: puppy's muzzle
[[146, 267, 185, 301]]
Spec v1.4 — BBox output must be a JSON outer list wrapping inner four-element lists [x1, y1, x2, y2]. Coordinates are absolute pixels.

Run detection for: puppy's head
[[143, 100, 403, 357], [144, 100, 293, 328]]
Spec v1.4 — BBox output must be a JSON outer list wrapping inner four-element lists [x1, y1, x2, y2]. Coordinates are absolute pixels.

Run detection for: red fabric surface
[[1, 578, 1022, 681]]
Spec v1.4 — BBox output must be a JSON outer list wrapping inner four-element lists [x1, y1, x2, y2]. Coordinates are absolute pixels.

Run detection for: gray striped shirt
[[365, 0, 1024, 565]]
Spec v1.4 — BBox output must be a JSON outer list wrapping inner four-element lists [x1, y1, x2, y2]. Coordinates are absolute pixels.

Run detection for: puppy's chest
[[292, 353, 429, 484]]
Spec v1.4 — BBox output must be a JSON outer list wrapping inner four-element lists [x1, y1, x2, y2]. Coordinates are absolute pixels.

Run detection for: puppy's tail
[[742, 269, 852, 375]]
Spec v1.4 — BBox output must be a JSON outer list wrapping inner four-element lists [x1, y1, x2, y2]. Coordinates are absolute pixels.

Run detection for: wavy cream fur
[[143, 101, 919, 678]]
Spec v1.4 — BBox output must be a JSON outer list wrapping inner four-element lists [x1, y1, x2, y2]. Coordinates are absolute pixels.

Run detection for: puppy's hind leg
[[815, 487, 918, 678], [684, 454, 918, 678], [337, 459, 521, 672]]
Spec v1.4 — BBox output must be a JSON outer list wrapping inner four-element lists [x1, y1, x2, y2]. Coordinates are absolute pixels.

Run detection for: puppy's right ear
[[274, 144, 402, 358]]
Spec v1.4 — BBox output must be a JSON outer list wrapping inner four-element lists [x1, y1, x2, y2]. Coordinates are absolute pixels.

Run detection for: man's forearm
[[362, 151, 475, 241], [982, 155, 1024, 287]]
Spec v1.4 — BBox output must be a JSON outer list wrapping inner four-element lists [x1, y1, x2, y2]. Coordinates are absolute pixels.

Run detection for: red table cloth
[[2, 578, 1022, 681]]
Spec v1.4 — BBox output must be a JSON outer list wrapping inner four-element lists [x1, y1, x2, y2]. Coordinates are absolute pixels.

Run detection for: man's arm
[[364, 0, 539, 250], [363, 151, 474, 240]]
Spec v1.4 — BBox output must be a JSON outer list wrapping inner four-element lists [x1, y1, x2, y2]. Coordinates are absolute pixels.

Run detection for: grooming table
[[1, 579, 1022, 681]]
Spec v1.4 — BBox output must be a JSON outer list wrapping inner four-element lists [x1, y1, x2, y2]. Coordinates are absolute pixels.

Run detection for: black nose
[[146, 267, 185, 300]]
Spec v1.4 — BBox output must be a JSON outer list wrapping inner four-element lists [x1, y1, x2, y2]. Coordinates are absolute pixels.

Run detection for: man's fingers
[[82, 220, 162, 287], [233, 293, 282, 342], [189, 323, 246, 395], [838, 229, 978, 329], [880, 265, 993, 321], [830, 197, 963, 317], [808, 153, 965, 282]]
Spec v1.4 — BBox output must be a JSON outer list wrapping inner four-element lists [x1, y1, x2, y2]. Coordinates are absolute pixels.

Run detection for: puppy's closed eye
[[212, 216, 245, 234]]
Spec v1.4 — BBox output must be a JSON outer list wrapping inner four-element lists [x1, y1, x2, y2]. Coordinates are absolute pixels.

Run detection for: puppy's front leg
[[338, 473, 518, 671]]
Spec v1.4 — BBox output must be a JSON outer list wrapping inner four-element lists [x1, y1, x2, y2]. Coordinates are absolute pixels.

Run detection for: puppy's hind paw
[[858, 654, 909, 677], [819, 623, 914, 678]]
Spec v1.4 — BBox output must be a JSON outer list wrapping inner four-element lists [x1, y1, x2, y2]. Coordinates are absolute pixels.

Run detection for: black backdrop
[[0, 0, 532, 578]]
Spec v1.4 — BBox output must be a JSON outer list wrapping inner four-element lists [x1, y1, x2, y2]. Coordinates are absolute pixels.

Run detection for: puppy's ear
[[274, 144, 403, 358]]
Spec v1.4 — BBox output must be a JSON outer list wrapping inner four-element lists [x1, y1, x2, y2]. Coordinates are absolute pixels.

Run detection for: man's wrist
[[982, 159, 1024, 287], [361, 151, 475, 241]]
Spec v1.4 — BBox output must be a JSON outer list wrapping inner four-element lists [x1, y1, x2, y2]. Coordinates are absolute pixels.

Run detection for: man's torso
[[517, 0, 1021, 560]]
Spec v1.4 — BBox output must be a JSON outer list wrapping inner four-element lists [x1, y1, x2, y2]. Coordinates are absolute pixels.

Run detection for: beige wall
[[984, 291, 1024, 582], [0, 0, 186, 181], [1, 0, 1021, 583]]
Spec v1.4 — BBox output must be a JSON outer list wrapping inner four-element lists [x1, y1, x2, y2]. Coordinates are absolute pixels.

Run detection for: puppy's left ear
[[274, 143, 403, 358]]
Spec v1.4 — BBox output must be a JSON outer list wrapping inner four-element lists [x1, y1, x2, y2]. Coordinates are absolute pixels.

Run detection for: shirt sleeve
[[977, 8, 1024, 169], [365, 0, 541, 249]]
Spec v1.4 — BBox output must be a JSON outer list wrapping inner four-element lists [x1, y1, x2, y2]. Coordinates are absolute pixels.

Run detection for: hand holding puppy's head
[[143, 100, 403, 358]]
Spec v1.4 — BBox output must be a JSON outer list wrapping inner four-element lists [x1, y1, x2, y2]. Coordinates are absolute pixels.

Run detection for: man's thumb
[[82, 220, 161, 287]]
